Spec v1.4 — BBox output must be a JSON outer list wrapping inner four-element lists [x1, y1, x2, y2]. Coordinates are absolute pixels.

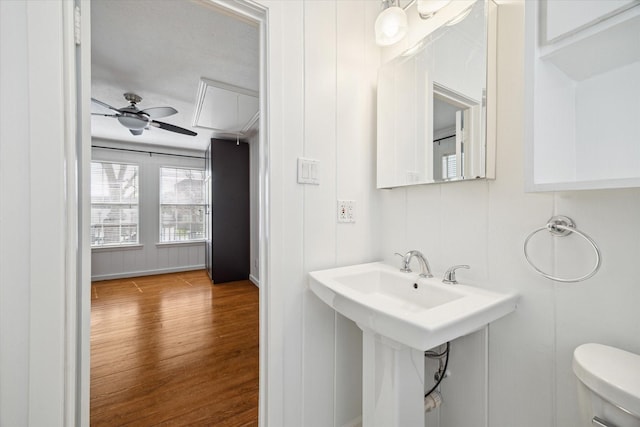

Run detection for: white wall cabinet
[[525, 0, 640, 191]]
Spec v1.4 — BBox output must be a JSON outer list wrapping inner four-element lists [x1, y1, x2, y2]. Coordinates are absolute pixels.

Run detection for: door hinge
[[74, 5, 81, 46]]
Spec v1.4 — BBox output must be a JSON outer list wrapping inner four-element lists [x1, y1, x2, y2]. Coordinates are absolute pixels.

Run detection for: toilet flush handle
[[593, 416, 618, 427]]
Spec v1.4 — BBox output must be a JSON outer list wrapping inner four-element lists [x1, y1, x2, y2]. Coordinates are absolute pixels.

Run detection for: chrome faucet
[[395, 250, 434, 278], [442, 265, 470, 284]]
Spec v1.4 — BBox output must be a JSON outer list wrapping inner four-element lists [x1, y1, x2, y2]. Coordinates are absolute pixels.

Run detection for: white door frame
[[69, 1, 271, 425]]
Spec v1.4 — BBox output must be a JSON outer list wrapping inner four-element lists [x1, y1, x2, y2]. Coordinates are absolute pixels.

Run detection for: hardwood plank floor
[[91, 270, 258, 426]]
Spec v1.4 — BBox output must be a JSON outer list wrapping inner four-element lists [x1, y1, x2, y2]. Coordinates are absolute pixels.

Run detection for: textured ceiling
[[90, 0, 259, 151]]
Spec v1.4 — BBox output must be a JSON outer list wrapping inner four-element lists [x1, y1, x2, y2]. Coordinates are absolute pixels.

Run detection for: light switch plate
[[337, 200, 355, 223], [297, 157, 320, 185]]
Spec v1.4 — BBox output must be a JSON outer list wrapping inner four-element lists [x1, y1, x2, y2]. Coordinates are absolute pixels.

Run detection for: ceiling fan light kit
[[117, 114, 147, 131], [91, 93, 197, 137]]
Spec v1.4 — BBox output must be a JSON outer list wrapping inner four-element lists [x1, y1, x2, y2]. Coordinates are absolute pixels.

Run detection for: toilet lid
[[573, 343, 640, 417]]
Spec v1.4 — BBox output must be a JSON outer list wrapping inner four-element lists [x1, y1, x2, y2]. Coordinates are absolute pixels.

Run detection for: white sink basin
[[309, 262, 518, 350]]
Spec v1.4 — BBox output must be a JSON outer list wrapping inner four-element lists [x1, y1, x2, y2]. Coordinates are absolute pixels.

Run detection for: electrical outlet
[[337, 200, 355, 223]]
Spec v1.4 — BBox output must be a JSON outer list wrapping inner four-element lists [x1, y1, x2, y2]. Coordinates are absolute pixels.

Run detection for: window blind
[[442, 154, 457, 179], [91, 161, 139, 247]]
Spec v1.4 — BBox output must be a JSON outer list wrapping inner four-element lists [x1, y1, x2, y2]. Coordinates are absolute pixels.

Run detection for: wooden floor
[[90, 270, 259, 426]]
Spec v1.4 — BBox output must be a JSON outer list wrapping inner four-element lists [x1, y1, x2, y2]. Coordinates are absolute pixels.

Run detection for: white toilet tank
[[573, 343, 640, 427]]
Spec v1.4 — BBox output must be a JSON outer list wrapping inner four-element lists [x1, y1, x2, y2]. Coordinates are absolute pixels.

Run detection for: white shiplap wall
[[5, 1, 640, 426], [301, 2, 382, 426], [378, 2, 640, 427], [91, 140, 206, 281], [1, 2, 36, 423], [266, 1, 640, 426], [0, 1, 377, 425], [257, 1, 382, 425], [0, 1, 71, 424]]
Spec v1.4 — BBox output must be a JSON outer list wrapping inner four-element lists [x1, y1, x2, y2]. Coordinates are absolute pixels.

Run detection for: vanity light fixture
[[375, 0, 409, 46], [416, 0, 452, 19], [375, 0, 473, 47]]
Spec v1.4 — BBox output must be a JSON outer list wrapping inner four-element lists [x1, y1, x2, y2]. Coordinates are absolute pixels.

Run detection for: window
[[159, 167, 205, 242], [442, 154, 457, 179], [91, 162, 139, 247]]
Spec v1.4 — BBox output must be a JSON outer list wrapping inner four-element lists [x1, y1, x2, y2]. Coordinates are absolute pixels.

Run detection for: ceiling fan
[[91, 93, 197, 137]]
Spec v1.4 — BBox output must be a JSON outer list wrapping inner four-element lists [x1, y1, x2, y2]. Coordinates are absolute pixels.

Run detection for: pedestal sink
[[309, 262, 518, 426]]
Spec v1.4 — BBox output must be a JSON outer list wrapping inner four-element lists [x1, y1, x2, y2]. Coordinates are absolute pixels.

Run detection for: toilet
[[573, 343, 640, 427]]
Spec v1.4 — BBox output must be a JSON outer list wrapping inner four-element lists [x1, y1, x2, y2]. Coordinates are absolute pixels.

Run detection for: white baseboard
[[249, 274, 260, 287], [91, 264, 205, 281]]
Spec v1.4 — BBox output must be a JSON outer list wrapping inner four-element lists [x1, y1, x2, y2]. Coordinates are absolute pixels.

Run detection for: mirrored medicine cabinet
[[377, 0, 497, 189], [525, 0, 640, 192]]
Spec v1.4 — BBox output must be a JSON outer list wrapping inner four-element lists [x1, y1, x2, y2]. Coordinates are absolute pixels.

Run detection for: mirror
[[377, 0, 496, 189]]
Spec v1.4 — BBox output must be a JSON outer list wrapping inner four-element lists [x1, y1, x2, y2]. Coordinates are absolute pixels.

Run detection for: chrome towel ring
[[523, 215, 601, 283]]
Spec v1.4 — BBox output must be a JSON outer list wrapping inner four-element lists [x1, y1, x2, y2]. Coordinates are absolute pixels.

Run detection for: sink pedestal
[[361, 327, 425, 427], [309, 262, 518, 425]]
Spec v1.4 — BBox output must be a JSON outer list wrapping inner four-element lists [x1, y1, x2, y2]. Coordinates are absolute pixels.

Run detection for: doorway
[[77, 0, 269, 425]]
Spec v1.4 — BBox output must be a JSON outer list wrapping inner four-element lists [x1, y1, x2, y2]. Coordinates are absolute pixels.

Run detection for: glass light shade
[[375, 6, 408, 46], [118, 114, 148, 130], [416, 0, 452, 19]]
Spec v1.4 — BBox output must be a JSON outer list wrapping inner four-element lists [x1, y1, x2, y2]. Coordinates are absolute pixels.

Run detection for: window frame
[[158, 166, 206, 243], [90, 160, 140, 248]]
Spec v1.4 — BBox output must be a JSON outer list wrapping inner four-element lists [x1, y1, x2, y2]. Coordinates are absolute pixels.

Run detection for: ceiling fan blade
[[91, 97, 121, 113], [91, 113, 119, 117], [150, 120, 197, 136], [129, 129, 144, 136], [140, 106, 177, 119]]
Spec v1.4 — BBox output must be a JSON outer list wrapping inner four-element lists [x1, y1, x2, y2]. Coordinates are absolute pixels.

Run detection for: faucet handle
[[443, 265, 470, 284], [394, 252, 411, 272]]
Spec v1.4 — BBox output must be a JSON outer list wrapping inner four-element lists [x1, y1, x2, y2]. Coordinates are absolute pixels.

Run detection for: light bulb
[[375, 6, 408, 46]]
